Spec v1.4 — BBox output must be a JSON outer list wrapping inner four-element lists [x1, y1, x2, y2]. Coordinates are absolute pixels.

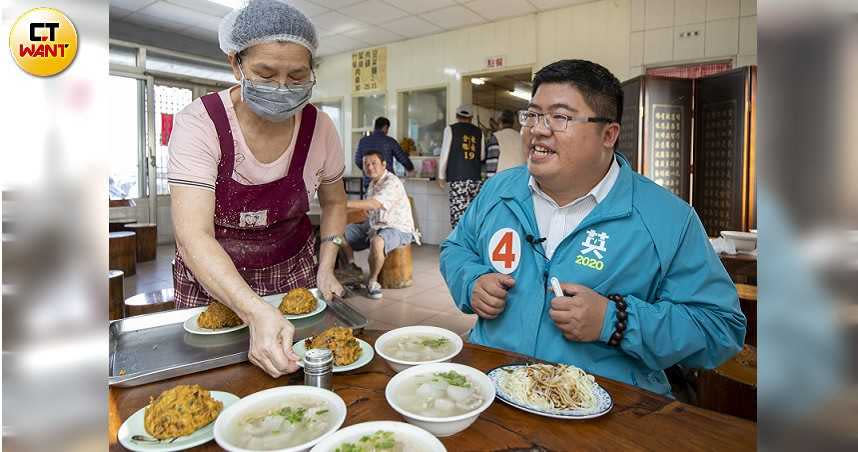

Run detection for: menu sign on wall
[[649, 105, 683, 195], [352, 47, 387, 94]]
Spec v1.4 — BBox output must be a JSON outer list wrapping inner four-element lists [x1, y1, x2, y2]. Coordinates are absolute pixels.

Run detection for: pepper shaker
[[303, 348, 333, 390]]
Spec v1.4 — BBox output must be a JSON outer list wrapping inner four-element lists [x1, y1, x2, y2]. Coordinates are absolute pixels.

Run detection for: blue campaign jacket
[[440, 154, 746, 395]]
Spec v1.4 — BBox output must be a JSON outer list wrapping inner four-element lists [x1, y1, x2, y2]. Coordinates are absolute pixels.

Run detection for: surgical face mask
[[237, 63, 314, 122]]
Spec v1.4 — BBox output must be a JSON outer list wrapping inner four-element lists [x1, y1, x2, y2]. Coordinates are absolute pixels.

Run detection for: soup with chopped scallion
[[393, 370, 484, 417], [382, 335, 455, 362], [225, 395, 333, 450]]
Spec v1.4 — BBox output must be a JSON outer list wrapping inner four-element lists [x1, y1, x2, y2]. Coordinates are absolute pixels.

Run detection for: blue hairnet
[[219, 0, 318, 57]]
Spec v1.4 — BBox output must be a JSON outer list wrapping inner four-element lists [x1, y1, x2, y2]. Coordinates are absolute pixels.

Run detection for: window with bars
[[154, 84, 193, 195]]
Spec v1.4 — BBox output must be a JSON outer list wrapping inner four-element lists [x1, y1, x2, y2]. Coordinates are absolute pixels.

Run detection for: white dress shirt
[[529, 157, 620, 259]]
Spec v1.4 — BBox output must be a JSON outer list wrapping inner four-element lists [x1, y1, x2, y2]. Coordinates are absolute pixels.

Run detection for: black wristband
[[607, 294, 627, 347]]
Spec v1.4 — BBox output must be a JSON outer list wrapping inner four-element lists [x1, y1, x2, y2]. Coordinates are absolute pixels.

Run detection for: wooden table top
[[108, 330, 756, 451]]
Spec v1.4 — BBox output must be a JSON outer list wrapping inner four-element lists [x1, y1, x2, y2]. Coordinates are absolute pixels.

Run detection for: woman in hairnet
[[167, 0, 347, 377]]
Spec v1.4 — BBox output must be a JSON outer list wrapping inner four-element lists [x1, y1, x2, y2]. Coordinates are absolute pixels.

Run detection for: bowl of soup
[[309, 421, 446, 452], [214, 386, 346, 451], [385, 362, 494, 437], [375, 326, 463, 373]]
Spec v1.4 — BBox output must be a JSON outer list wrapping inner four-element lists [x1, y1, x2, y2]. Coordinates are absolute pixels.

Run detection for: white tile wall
[[705, 18, 739, 57], [736, 54, 756, 67], [739, 16, 757, 55], [674, 23, 705, 61], [740, 0, 756, 16], [674, 0, 706, 26], [630, 31, 644, 66], [645, 0, 674, 30], [644, 27, 674, 64], [630, 0, 645, 31], [706, 0, 739, 21]]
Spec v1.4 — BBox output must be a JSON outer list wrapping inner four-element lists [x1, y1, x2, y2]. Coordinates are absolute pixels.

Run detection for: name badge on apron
[[239, 210, 268, 227]]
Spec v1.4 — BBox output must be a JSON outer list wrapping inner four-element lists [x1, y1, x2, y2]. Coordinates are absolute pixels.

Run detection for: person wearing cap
[[438, 104, 485, 228], [484, 110, 525, 178], [167, 0, 346, 378]]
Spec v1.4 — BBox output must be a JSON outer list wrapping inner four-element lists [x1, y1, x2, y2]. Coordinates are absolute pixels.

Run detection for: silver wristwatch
[[320, 234, 344, 247]]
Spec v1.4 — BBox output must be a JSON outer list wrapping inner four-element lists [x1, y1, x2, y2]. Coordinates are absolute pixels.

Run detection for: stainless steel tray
[[108, 292, 367, 387]]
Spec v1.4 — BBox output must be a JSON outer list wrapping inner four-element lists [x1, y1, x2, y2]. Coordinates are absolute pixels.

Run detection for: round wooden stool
[[124, 288, 175, 317], [696, 345, 756, 421], [126, 223, 157, 262], [378, 244, 413, 289], [109, 270, 125, 320], [109, 218, 137, 232], [109, 231, 137, 276]]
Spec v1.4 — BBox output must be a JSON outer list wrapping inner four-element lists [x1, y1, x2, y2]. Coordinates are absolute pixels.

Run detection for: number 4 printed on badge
[[489, 228, 521, 274]]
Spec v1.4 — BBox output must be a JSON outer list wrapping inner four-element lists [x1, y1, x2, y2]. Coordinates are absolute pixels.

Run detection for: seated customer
[[344, 150, 416, 299], [439, 59, 746, 395]]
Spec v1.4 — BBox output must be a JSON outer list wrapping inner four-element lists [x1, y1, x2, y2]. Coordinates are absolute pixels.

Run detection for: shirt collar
[[528, 156, 620, 208]]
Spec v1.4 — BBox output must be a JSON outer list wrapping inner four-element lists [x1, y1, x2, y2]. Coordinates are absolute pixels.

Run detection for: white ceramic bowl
[[214, 386, 347, 452], [375, 326, 464, 373], [721, 230, 757, 251], [309, 421, 446, 452], [385, 362, 494, 437]]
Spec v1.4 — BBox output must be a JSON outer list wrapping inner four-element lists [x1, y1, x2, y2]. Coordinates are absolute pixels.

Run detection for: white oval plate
[[183, 311, 247, 335], [117, 390, 239, 452], [293, 337, 374, 373], [487, 365, 613, 420], [261, 291, 328, 320]]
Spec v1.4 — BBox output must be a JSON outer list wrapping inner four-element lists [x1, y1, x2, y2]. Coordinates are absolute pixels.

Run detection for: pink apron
[[173, 93, 318, 308]]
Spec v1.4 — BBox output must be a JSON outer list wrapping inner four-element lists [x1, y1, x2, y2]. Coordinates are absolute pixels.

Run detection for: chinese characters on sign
[[699, 100, 737, 235], [462, 134, 477, 160], [486, 55, 504, 69], [649, 105, 683, 196], [352, 47, 387, 94]]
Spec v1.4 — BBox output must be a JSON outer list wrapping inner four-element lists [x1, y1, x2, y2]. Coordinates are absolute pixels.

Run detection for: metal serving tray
[[108, 291, 367, 388]]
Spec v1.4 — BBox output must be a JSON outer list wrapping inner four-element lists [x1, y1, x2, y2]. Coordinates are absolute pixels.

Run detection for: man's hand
[[437, 179, 447, 190], [471, 273, 515, 319], [247, 303, 301, 377], [548, 283, 609, 342], [317, 269, 344, 301]]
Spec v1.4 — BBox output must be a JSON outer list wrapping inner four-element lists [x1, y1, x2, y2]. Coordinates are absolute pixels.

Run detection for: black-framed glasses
[[517, 110, 614, 132]]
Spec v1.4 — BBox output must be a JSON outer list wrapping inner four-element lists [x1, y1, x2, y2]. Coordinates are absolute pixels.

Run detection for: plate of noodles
[[487, 363, 612, 419]]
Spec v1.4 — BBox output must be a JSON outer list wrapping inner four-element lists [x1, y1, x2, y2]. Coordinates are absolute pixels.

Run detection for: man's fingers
[[550, 296, 576, 311], [556, 282, 588, 296], [499, 275, 516, 288], [483, 279, 510, 298]]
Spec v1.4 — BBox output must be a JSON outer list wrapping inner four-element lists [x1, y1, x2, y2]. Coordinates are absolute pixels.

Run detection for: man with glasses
[[440, 59, 745, 395]]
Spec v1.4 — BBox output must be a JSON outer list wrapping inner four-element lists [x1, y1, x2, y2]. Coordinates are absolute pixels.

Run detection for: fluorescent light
[[443, 67, 457, 76], [470, 78, 486, 85], [510, 89, 531, 100], [209, 0, 243, 8]]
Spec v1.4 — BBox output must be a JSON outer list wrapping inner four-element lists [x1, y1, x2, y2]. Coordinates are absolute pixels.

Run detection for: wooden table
[[108, 330, 756, 451]]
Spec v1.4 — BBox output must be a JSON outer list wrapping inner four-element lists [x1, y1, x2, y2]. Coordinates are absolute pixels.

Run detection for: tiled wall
[[628, 0, 757, 76], [313, 0, 633, 178]]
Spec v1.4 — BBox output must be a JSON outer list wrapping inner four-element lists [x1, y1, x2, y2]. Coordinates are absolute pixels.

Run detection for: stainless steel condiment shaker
[[303, 348, 333, 390]]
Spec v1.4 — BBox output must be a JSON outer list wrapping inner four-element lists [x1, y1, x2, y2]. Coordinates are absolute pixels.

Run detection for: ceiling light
[[208, 0, 243, 8], [510, 89, 531, 100], [470, 78, 486, 85], [443, 67, 457, 76]]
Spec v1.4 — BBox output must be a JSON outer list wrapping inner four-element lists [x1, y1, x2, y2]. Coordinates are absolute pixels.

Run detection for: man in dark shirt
[[355, 117, 414, 186]]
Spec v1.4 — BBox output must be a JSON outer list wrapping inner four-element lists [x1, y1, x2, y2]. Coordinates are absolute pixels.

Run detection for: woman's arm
[[171, 185, 300, 377], [315, 180, 347, 299]]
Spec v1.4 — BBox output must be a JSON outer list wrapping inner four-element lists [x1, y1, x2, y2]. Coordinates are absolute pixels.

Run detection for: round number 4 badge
[[488, 228, 521, 274]]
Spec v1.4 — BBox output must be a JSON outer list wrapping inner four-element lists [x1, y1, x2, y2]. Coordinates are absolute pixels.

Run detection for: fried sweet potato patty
[[197, 301, 242, 329], [143, 384, 222, 439], [279, 288, 318, 315], [304, 326, 362, 366]]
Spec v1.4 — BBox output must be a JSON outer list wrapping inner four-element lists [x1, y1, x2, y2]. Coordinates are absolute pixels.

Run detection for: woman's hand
[[317, 269, 344, 301], [246, 302, 301, 377]]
